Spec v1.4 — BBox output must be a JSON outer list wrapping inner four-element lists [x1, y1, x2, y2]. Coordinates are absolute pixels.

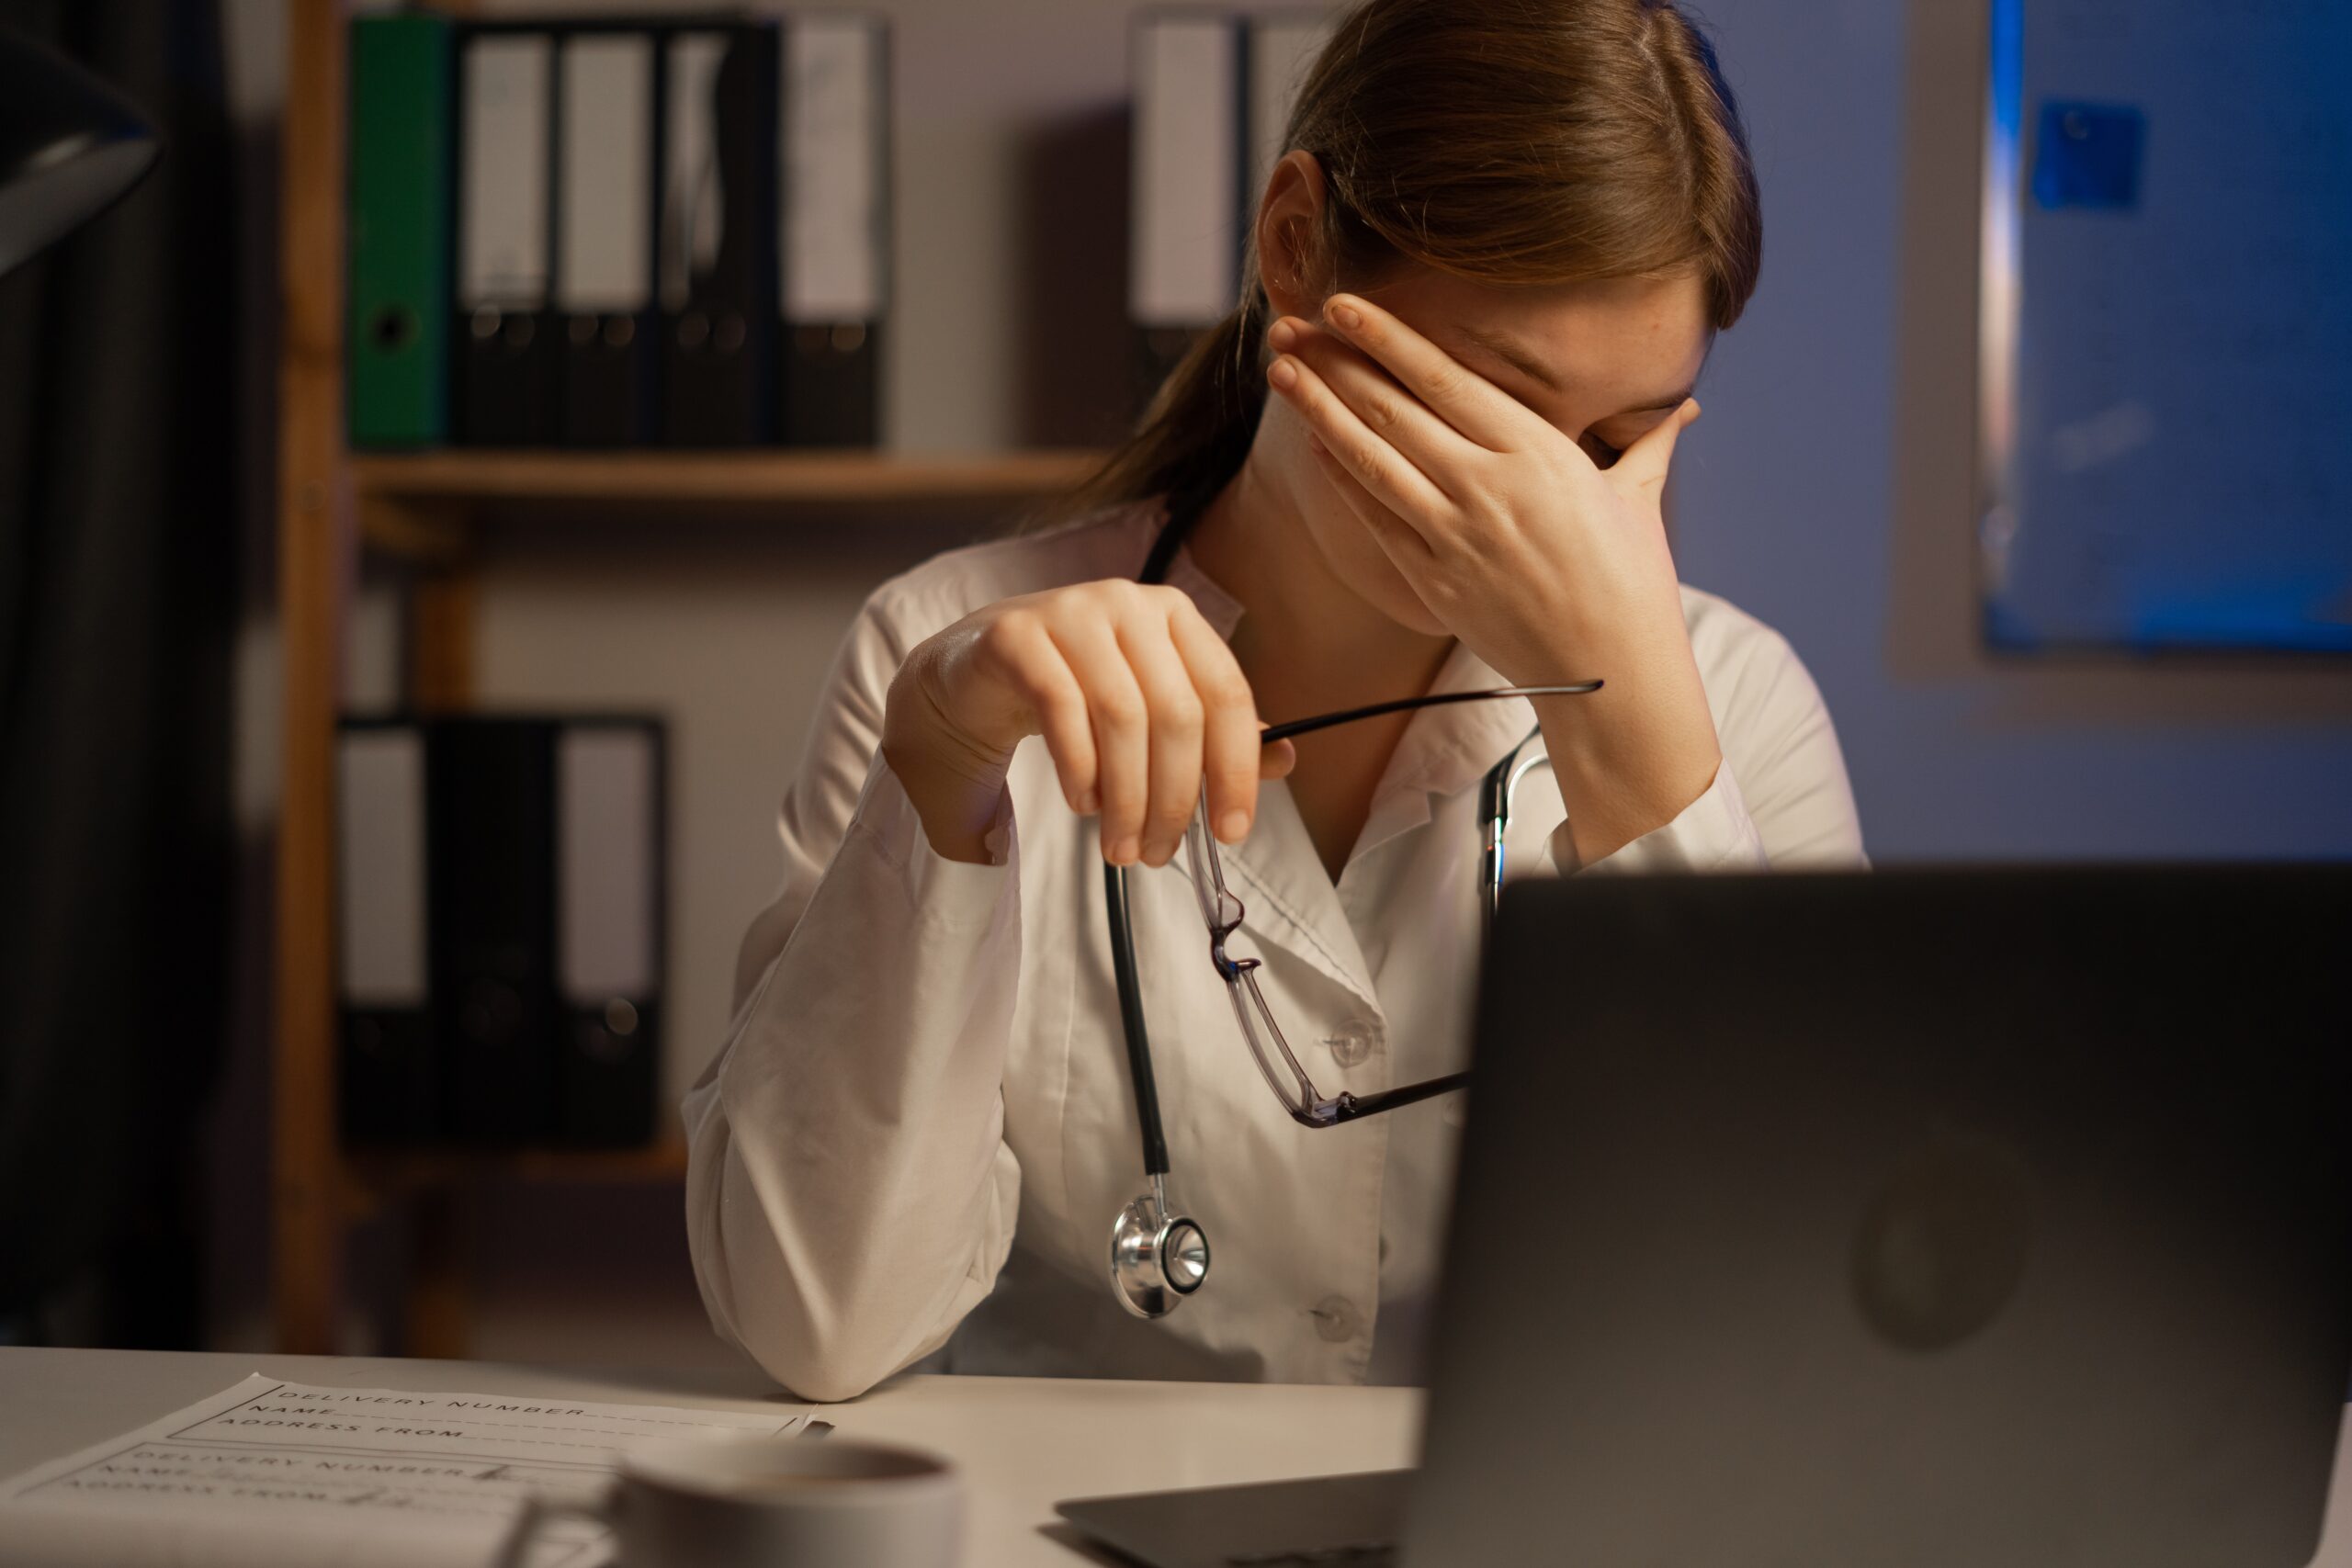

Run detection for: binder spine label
[[456, 30, 560, 445], [556, 722, 664, 1147], [338, 730, 428, 1009], [557, 727, 658, 1002], [460, 35, 552, 312], [558, 35, 654, 316], [557, 29, 658, 446], [336, 724, 435, 1143], [660, 26, 780, 446], [784, 17, 885, 321], [661, 33, 729, 317]]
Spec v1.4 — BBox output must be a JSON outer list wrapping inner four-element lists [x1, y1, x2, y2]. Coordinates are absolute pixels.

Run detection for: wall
[[211, 0, 2352, 1362], [1670, 0, 2352, 860]]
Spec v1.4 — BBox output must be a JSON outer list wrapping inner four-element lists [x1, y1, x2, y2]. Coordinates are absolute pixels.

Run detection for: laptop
[[1058, 866, 2352, 1568]]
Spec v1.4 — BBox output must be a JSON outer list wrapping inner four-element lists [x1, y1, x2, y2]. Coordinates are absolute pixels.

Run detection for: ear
[[1252, 150, 1332, 321]]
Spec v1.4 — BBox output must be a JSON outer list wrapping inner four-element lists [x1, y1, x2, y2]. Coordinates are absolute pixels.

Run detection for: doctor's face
[[1265, 265, 1713, 638]]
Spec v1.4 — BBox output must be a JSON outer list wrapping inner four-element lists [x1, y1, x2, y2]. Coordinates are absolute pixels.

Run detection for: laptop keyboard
[[1226, 1546, 1398, 1566]]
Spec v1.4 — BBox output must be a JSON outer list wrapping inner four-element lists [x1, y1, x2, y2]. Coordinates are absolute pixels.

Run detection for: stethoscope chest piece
[[1109, 1175, 1210, 1318]]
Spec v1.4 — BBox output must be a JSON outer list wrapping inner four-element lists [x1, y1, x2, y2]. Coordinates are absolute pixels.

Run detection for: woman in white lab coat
[[684, 0, 1864, 1401]]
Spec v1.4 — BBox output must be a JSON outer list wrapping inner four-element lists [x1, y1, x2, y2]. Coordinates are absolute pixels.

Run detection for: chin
[[1367, 572, 1453, 637], [1302, 491, 1453, 637]]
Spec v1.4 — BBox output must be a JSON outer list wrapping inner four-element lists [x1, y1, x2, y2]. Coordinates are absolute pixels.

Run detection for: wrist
[[882, 673, 1019, 864], [1532, 672, 1721, 865]]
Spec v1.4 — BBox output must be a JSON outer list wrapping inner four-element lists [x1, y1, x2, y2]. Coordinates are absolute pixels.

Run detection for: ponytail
[[1023, 284, 1272, 535]]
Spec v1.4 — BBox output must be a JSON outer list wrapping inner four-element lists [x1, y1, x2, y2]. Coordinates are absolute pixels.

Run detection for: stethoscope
[[1102, 479, 1556, 1318]]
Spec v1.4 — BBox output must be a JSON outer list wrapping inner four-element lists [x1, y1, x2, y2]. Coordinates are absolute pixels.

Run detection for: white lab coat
[[683, 499, 1865, 1402]]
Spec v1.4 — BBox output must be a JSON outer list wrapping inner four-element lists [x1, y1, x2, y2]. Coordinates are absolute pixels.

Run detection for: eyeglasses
[[1176, 684, 1590, 1128], [1102, 678, 1597, 1317]]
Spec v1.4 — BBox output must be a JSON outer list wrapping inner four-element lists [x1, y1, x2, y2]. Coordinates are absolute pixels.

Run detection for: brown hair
[[1035, 0, 1761, 531]]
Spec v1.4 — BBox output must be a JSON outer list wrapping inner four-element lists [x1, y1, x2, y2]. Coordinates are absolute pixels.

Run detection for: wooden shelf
[[351, 448, 1108, 507], [275, 1, 1106, 1359]]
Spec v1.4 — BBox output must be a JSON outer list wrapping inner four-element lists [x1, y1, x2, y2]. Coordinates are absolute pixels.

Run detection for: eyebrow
[[1445, 322, 1692, 416]]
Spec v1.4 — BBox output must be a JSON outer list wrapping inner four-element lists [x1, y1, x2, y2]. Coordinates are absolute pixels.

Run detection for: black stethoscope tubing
[[1102, 477, 1559, 1316], [1105, 476, 1222, 1185]]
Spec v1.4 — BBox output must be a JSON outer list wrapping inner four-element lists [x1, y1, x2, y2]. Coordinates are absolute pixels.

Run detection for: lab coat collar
[[1349, 640, 1544, 865]]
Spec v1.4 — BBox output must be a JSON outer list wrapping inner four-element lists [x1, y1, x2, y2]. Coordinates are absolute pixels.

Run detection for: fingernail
[[1327, 299, 1362, 330], [1108, 835, 1139, 864], [1266, 319, 1296, 350], [1217, 810, 1250, 843], [1306, 432, 1326, 456], [1268, 357, 1298, 389]]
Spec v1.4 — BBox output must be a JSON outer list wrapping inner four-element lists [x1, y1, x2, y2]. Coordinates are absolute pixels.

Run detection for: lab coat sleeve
[[681, 586, 1025, 1403], [1545, 616, 1866, 875]]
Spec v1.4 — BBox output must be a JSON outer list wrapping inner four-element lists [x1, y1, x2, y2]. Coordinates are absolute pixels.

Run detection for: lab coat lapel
[[1160, 546, 1383, 1012], [1348, 643, 1547, 865], [1217, 779, 1382, 1012]]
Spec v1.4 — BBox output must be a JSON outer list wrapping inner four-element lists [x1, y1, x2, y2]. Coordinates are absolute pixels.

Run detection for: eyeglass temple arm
[[1314, 1070, 1473, 1126], [1258, 683, 1600, 745], [1105, 863, 1171, 1178]]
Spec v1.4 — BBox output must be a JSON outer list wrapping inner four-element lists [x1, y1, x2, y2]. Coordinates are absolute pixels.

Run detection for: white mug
[[494, 1432, 961, 1568]]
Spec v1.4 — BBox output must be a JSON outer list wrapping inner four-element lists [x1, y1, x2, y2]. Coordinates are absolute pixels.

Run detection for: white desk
[[0, 1348, 1421, 1566], [7, 1348, 2352, 1567]]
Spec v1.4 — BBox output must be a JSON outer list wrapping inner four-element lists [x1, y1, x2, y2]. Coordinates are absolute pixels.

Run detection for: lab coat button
[[1311, 1294, 1360, 1342], [1323, 1021, 1374, 1067]]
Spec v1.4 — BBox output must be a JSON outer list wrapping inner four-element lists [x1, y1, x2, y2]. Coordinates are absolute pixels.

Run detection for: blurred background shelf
[[352, 449, 1107, 560], [351, 448, 1108, 509], [272, 0, 1106, 1362]]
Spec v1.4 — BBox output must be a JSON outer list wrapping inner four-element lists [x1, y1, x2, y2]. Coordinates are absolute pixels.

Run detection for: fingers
[[1114, 607, 1207, 868], [1610, 398, 1701, 499], [1268, 344, 1453, 535], [1043, 611, 1151, 866], [1304, 429, 1437, 569], [948, 582, 1281, 866], [1268, 315, 1485, 490], [1023, 584, 1268, 868], [1311, 294, 1536, 452], [988, 610, 1099, 815], [1167, 607, 1262, 846]]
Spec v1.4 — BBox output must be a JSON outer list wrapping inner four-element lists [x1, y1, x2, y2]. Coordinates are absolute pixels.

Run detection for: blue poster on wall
[[1979, 0, 2352, 652]]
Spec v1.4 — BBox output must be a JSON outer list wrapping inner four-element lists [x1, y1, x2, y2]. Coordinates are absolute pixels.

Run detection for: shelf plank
[[350, 448, 1109, 507]]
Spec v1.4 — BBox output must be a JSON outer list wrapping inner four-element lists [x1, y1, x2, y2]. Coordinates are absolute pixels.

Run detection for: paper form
[[0, 1373, 810, 1567]]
